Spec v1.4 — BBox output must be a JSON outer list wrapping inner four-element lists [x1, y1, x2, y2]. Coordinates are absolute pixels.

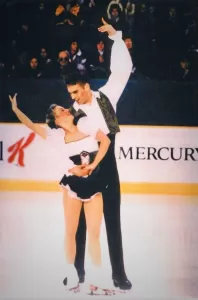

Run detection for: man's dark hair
[[46, 104, 57, 129], [65, 71, 90, 86]]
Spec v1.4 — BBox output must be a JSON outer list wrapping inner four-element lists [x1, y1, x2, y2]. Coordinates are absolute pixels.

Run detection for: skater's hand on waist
[[84, 163, 97, 175], [68, 165, 89, 177]]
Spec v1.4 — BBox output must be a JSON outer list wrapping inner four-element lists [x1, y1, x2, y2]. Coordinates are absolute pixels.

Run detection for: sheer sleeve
[[45, 128, 65, 149], [77, 117, 99, 139]]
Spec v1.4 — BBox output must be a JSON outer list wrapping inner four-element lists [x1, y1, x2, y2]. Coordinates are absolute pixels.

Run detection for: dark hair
[[64, 71, 90, 86], [45, 104, 57, 129], [46, 103, 79, 129], [123, 34, 132, 41], [110, 4, 121, 14], [96, 38, 105, 44]]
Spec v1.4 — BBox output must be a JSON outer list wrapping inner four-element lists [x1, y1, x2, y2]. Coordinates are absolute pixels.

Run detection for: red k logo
[[7, 132, 35, 166]]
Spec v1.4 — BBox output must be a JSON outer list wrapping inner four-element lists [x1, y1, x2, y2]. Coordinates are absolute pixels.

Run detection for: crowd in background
[[0, 0, 198, 81]]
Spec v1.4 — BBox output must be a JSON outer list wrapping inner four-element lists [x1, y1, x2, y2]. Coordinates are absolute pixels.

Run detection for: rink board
[[0, 124, 198, 195]]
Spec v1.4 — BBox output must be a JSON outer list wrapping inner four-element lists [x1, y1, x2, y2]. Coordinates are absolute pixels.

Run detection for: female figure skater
[[9, 93, 113, 295]]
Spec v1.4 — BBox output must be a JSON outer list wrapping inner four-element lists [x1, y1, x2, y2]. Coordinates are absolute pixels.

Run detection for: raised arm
[[9, 93, 47, 140], [98, 19, 133, 110]]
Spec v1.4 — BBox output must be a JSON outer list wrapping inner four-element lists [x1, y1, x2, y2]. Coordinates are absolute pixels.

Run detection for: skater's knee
[[66, 226, 77, 240], [88, 226, 100, 241]]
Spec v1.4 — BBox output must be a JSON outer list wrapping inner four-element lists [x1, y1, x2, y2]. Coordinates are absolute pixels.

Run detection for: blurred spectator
[[23, 57, 43, 78], [123, 35, 139, 79], [106, 1, 129, 32], [55, 3, 83, 26], [54, 2, 85, 50], [0, 0, 197, 82], [39, 47, 54, 78], [40, 48, 52, 66], [55, 50, 76, 79], [124, 1, 136, 32], [68, 40, 88, 75], [176, 58, 194, 81], [89, 38, 110, 78], [124, 35, 133, 55]]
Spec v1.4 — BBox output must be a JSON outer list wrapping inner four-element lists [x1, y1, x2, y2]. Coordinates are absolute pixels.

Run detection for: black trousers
[[74, 134, 127, 280]]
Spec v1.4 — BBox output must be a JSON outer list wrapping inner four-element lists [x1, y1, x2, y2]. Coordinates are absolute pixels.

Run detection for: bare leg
[[74, 206, 86, 279], [84, 193, 103, 267], [62, 188, 82, 289], [83, 193, 114, 294]]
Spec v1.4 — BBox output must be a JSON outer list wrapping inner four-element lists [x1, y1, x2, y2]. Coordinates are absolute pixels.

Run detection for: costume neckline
[[64, 135, 90, 144]]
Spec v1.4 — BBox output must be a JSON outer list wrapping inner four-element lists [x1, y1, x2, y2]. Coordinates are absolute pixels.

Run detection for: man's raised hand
[[98, 18, 116, 36]]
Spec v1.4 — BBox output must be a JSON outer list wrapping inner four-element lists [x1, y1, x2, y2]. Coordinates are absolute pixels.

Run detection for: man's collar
[[92, 90, 100, 99], [72, 91, 100, 109], [84, 91, 99, 106]]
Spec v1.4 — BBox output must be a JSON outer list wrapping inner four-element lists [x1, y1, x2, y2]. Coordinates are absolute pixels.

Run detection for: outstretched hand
[[9, 93, 18, 112], [98, 18, 116, 36]]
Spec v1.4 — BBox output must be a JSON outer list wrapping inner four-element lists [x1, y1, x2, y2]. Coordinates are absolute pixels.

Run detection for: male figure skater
[[65, 18, 133, 290]]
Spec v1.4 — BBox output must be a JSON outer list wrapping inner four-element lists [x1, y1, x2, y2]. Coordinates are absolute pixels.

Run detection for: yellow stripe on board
[[1, 123, 198, 129], [121, 183, 198, 196], [0, 180, 198, 196]]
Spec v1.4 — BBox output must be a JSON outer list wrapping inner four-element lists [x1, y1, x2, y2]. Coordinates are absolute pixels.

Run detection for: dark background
[[0, 0, 197, 126], [0, 78, 197, 126]]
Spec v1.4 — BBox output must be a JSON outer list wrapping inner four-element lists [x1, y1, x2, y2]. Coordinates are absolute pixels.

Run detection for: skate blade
[[115, 287, 132, 294], [66, 284, 80, 294], [87, 285, 118, 296]]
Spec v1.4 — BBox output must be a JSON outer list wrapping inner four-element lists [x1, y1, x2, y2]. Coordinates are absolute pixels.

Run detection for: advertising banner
[[0, 124, 198, 194]]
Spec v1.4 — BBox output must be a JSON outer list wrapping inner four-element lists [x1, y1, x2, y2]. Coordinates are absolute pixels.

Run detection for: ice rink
[[0, 192, 198, 300]]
